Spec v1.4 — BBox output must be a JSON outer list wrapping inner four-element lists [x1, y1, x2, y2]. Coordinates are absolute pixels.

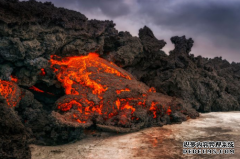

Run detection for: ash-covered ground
[[30, 112, 240, 159]]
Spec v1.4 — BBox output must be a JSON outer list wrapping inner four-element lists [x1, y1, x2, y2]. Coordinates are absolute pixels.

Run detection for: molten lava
[[29, 86, 44, 93], [50, 53, 174, 125], [0, 80, 21, 107], [50, 53, 132, 96], [40, 68, 46, 76], [10, 75, 18, 83], [149, 101, 158, 118], [148, 87, 156, 93], [167, 106, 172, 115], [116, 88, 130, 94], [29, 86, 54, 96]]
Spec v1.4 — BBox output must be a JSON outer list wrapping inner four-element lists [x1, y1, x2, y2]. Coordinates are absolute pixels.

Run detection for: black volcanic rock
[[0, 0, 239, 147], [16, 89, 85, 145], [1, 1, 183, 146], [0, 0, 87, 28], [170, 36, 194, 55], [126, 32, 240, 113], [102, 31, 143, 67], [0, 0, 118, 87], [139, 26, 166, 53], [0, 96, 31, 159]]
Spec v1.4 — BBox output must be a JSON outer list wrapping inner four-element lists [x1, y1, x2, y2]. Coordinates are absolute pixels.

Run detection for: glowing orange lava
[[29, 86, 44, 93], [148, 87, 156, 93], [50, 53, 132, 96], [0, 80, 20, 107], [116, 88, 130, 94], [29, 86, 54, 95], [58, 100, 81, 112], [121, 102, 135, 114], [50, 53, 171, 124], [10, 75, 18, 83], [149, 101, 158, 118], [40, 68, 46, 76], [167, 106, 172, 115], [115, 98, 120, 110]]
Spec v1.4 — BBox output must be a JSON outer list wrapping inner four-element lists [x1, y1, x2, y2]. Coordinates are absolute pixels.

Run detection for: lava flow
[[10, 75, 18, 83], [50, 53, 132, 95], [50, 53, 172, 126], [0, 80, 21, 107]]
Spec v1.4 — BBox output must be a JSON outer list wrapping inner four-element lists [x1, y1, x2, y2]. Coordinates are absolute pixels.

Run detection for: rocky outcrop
[[0, 0, 239, 147], [102, 31, 143, 67], [16, 88, 85, 145], [139, 26, 166, 54], [170, 36, 194, 56], [0, 0, 118, 87], [126, 34, 240, 112], [0, 0, 198, 146]]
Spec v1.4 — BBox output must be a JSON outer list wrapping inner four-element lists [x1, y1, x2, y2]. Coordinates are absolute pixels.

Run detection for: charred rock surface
[[0, 96, 31, 159], [102, 31, 143, 67], [0, 0, 117, 86], [0, 0, 196, 146], [139, 26, 166, 54], [16, 89, 85, 145], [126, 34, 240, 112], [0, 0, 239, 147]]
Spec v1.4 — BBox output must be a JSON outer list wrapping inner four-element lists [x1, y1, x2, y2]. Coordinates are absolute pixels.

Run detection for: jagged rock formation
[[0, 0, 198, 146], [0, 96, 31, 159], [102, 31, 143, 67], [170, 36, 194, 55], [0, 0, 239, 149], [126, 33, 240, 112], [139, 26, 166, 53]]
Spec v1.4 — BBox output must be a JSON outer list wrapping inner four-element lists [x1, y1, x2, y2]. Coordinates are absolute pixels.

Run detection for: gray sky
[[21, 0, 240, 62]]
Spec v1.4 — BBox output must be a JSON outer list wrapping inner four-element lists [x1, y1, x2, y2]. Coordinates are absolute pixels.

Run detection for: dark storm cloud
[[37, 0, 132, 18], [137, 0, 240, 50], [20, 0, 240, 61], [46, 0, 240, 53]]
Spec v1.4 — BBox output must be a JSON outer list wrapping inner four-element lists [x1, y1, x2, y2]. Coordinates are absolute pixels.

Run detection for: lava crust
[[50, 53, 187, 131]]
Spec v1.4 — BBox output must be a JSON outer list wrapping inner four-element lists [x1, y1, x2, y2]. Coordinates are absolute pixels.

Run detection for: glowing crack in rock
[[10, 75, 18, 83], [40, 68, 46, 76], [29, 86, 45, 93], [29, 86, 54, 96]]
